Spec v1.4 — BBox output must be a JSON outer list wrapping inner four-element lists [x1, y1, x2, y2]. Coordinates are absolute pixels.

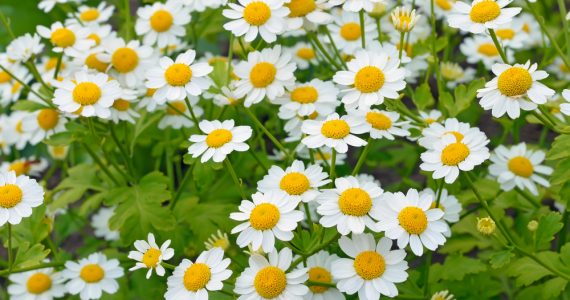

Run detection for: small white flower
[[74, 2, 115, 25], [7, 34, 44, 62], [460, 36, 514, 69], [419, 117, 479, 149], [300, 251, 344, 300], [223, 0, 290, 43], [99, 38, 156, 88], [561, 89, 570, 116], [129, 233, 175, 278], [477, 61, 555, 119], [301, 113, 368, 153], [447, 0, 521, 34], [352, 109, 410, 140], [440, 61, 476, 88], [391, 6, 421, 32], [286, 0, 335, 30], [109, 89, 140, 124], [188, 119, 253, 163], [62, 252, 124, 300], [273, 79, 339, 118], [230, 191, 304, 252], [91, 206, 120, 241], [21, 108, 67, 145], [0, 171, 44, 226], [328, 13, 378, 55], [489, 143, 553, 195], [287, 42, 318, 69], [37, 22, 94, 56], [158, 99, 204, 129], [0, 157, 48, 177], [419, 188, 462, 224], [8, 265, 66, 299], [135, 0, 191, 48], [339, 0, 383, 12]]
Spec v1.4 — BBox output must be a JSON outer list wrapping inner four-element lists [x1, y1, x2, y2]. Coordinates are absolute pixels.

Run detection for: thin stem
[[225, 158, 247, 200], [307, 280, 336, 288], [308, 32, 342, 70], [0, 65, 54, 106], [290, 232, 340, 269], [53, 52, 64, 80], [352, 137, 372, 175], [398, 32, 405, 60], [429, 0, 443, 94], [303, 202, 314, 227], [0, 11, 16, 40], [558, 191, 570, 251], [515, 188, 540, 208], [315, 148, 331, 170], [422, 252, 433, 296], [165, 102, 194, 122], [110, 124, 137, 182], [123, 0, 132, 40], [435, 179, 444, 207], [330, 149, 337, 182], [170, 164, 195, 210], [557, 0, 570, 59], [165, 131, 175, 195], [227, 34, 235, 83], [0, 262, 65, 277], [185, 98, 201, 128], [323, 26, 347, 68], [376, 18, 383, 45], [488, 29, 509, 64], [248, 148, 269, 173], [538, 106, 560, 128], [243, 106, 292, 160], [161, 262, 176, 270], [359, 10, 366, 48], [8, 224, 13, 271], [82, 142, 120, 185]]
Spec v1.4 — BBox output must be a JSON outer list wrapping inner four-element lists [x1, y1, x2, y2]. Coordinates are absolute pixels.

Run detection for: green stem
[[248, 148, 268, 173], [359, 10, 366, 48], [0, 64, 53, 106], [434, 179, 444, 207], [227, 34, 235, 83], [515, 188, 540, 208], [307, 280, 336, 288], [185, 98, 201, 128], [558, 190, 570, 251], [165, 102, 194, 122], [352, 137, 372, 175], [161, 262, 176, 270], [123, 0, 132, 40], [429, 0, 444, 94], [323, 26, 347, 68], [170, 164, 194, 210], [290, 232, 340, 269], [7, 224, 13, 272], [0, 262, 65, 277], [110, 124, 137, 182], [538, 106, 560, 128], [308, 32, 341, 70], [53, 52, 64, 80], [488, 29, 508, 64], [557, 0, 570, 59], [304, 202, 313, 227], [376, 18, 383, 45], [0, 11, 16, 40], [330, 149, 337, 182], [82, 142, 120, 185], [398, 32, 405, 60], [165, 131, 175, 195], [225, 157, 247, 200], [243, 106, 292, 160]]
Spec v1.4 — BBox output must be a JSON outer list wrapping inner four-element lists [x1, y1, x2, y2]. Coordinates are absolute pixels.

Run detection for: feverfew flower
[[340, 0, 383, 12], [230, 191, 304, 252], [288, 42, 317, 69], [354, 109, 410, 140], [460, 36, 513, 69], [285, 0, 335, 30], [391, 6, 421, 32], [6, 34, 44, 62], [257, 160, 330, 203], [187, 119, 252, 163], [165, 247, 232, 300], [477, 61, 555, 118], [146, 49, 213, 103], [75, 2, 115, 25], [332, 234, 409, 299], [301, 113, 368, 153], [489, 143, 553, 195], [8, 266, 66, 299], [21, 108, 67, 145], [447, 0, 521, 34], [62, 253, 124, 300], [273, 79, 339, 118], [377, 189, 448, 256], [329, 13, 378, 55], [36, 22, 93, 56], [0, 171, 44, 226], [129, 233, 175, 278], [135, 0, 191, 48], [223, 0, 290, 43], [333, 49, 406, 109], [100, 38, 155, 88], [440, 62, 476, 88], [91, 206, 120, 241], [301, 251, 344, 300]]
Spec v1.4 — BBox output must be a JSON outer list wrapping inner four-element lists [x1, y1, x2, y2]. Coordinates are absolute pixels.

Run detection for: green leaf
[[547, 134, 570, 161], [106, 172, 176, 245], [13, 242, 50, 269], [542, 278, 568, 299], [11, 100, 49, 111], [174, 196, 236, 244], [453, 78, 485, 116], [534, 212, 564, 250], [438, 91, 455, 117], [490, 250, 515, 269], [507, 256, 553, 287], [412, 83, 434, 110], [431, 254, 487, 281]]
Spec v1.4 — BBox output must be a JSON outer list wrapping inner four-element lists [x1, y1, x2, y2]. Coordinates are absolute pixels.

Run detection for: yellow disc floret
[[353, 251, 385, 280], [112, 48, 139, 73], [469, 0, 501, 23], [308, 267, 332, 293], [50, 28, 76, 48], [338, 188, 372, 216], [165, 63, 193, 86], [441, 142, 470, 166], [254, 266, 287, 298], [249, 62, 276, 88], [340, 22, 361, 41], [183, 263, 211, 291], [366, 111, 392, 130], [497, 67, 532, 97], [279, 172, 310, 195], [250, 203, 280, 230], [243, 2, 272, 26], [296, 47, 315, 60], [205, 129, 233, 148], [72, 82, 102, 105], [80, 264, 105, 283], [398, 206, 428, 234], [354, 66, 385, 93], [113, 99, 131, 111], [26, 272, 52, 294], [80, 8, 100, 22], [291, 86, 318, 104], [37, 109, 60, 130], [508, 156, 534, 178], [321, 119, 350, 139], [0, 184, 23, 208], [287, 0, 317, 17], [166, 101, 187, 115], [150, 10, 174, 32], [142, 248, 162, 268]]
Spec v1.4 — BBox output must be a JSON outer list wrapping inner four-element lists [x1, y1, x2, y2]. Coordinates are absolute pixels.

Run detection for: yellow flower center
[[497, 67, 533, 97], [254, 266, 287, 298], [26, 272, 52, 294], [166, 101, 186, 115], [37, 109, 59, 130], [340, 22, 361, 41], [85, 54, 108, 72], [15, 121, 23, 134], [205, 129, 233, 148], [80, 264, 105, 283], [80, 8, 100, 21], [291, 86, 318, 104], [338, 188, 372, 216], [287, 0, 316, 17], [477, 43, 499, 57], [72, 82, 102, 105], [0, 184, 23, 208], [243, 2, 272, 26], [444, 131, 464, 142], [522, 23, 530, 33], [112, 47, 139, 73], [183, 263, 211, 292], [50, 28, 76, 48], [44, 57, 60, 71], [398, 206, 428, 234], [164, 63, 192, 86], [425, 118, 436, 124], [354, 66, 385, 93], [146, 88, 157, 97], [11, 82, 21, 95], [469, 0, 501, 23], [296, 47, 315, 60], [249, 203, 280, 230], [112, 99, 130, 111], [353, 251, 385, 280], [508, 156, 534, 177], [150, 10, 173, 32], [210, 237, 230, 250], [9, 161, 30, 176], [51, 146, 67, 158], [440, 63, 464, 80], [308, 267, 332, 293], [366, 111, 392, 130], [477, 217, 495, 235], [279, 172, 310, 195], [321, 119, 350, 139], [429, 201, 446, 211], [249, 62, 276, 88], [495, 28, 515, 40], [88, 33, 101, 46], [560, 64, 570, 73], [441, 142, 470, 166], [435, 0, 453, 10], [0, 71, 11, 84]]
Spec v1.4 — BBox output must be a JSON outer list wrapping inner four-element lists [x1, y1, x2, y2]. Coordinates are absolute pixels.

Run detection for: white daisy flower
[[332, 234, 409, 299], [333, 49, 406, 109], [74, 2, 115, 25], [84, 24, 114, 48], [135, 0, 191, 48], [328, 13, 378, 55], [0, 158, 48, 178], [562, 89, 570, 116], [223, 0, 290, 43], [204, 230, 231, 251], [8, 266, 66, 299], [420, 110, 443, 125], [477, 61, 555, 119], [460, 36, 512, 69], [258, 160, 330, 203], [317, 176, 384, 235], [517, 13, 543, 47], [48, 145, 69, 160], [420, 130, 490, 183], [417, 0, 456, 20], [91, 206, 120, 241], [440, 62, 476, 88], [21, 108, 67, 145], [286, 0, 335, 30], [38, 0, 74, 12], [146, 49, 213, 103], [100, 38, 156, 88], [447, 0, 521, 34], [188, 119, 252, 163], [352, 109, 410, 140], [301, 113, 368, 153], [109, 89, 140, 124], [234, 45, 296, 106], [377, 189, 448, 256], [390, 6, 421, 32], [129, 233, 175, 279], [288, 42, 318, 70], [488, 143, 553, 195], [4, 112, 31, 150], [419, 188, 462, 224], [547, 57, 570, 81], [62, 252, 124, 300], [339, 0, 383, 12], [273, 79, 339, 118], [301, 251, 344, 300], [212, 85, 242, 107], [490, 21, 528, 49], [230, 190, 304, 252], [6, 33, 44, 63], [158, 100, 204, 129], [165, 247, 232, 300], [53, 71, 122, 119], [431, 290, 456, 300], [36, 22, 94, 56], [0, 170, 44, 227], [234, 247, 309, 299], [181, 0, 228, 12], [71, 46, 109, 73], [419, 117, 479, 149]]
